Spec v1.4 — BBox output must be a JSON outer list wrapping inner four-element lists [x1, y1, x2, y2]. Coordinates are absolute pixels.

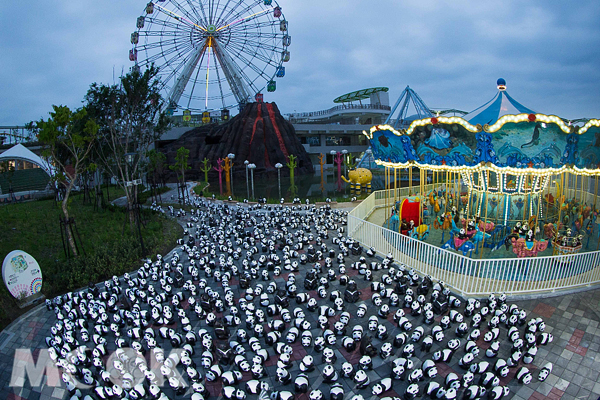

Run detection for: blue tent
[[463, 79, 536, 126]]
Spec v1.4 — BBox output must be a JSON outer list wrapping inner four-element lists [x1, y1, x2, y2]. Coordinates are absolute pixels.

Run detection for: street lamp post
[[275, 163, 283, 200], [342, 149, 349, 178], [248, 163, 256, 200], [228, 153, 235, 197], [244, 160, 250, 200]]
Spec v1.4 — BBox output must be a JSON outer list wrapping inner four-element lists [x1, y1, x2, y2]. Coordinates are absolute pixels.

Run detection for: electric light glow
[[578, 119, 600, 135], [404, 117, 481, 136], [485, 114, 572, 133]]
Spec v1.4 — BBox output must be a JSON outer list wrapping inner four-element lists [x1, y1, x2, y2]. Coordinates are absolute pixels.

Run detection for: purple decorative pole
[[213, 158, 224, 196], [334, 151, 343, 191]]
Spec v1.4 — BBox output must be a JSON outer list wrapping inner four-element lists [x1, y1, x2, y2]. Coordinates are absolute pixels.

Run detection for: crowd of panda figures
[[44, 198, 554, 400]]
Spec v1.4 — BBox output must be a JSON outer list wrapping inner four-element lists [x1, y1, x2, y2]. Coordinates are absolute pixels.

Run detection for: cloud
[[1, 0, 599, 125]]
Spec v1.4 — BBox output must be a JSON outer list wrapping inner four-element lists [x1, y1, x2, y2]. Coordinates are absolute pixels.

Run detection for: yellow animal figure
[[342, 168, 373, 194], [428, 191, 440, 213]]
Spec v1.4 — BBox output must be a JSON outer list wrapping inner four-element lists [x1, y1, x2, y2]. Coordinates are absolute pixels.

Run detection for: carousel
[[367, 79, 600, 259]]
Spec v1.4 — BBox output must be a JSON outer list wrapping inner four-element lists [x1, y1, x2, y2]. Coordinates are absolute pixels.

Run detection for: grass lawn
[[0, 191, 182, 330]]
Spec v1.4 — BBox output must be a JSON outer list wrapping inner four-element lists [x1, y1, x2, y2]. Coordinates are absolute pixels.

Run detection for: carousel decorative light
[[367, 79, 600, 258]]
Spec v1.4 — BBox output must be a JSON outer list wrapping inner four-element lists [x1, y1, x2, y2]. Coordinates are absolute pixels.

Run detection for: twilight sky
[[1, 0, 600, 126]]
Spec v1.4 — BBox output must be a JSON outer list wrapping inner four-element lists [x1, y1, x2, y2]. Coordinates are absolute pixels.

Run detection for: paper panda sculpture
[[322, 364, 339, 383], [372, 378, 392, 395], [538, 362, 552, 382], [403, 383, 421, 400], [341, 362, 355, 379], [353, 369, 370, 389], [487, 386, 510, 400], [330, 383, 345, 400], [516, 366, 533, 384], [294, 373, 309, 393]]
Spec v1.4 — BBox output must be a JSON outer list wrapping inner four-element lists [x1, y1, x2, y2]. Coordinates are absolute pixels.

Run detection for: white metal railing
[[349, 184, 438, 222], [348, 190, 600, 296]]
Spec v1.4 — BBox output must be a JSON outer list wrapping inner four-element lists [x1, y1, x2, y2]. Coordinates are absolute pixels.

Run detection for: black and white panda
[[516, 367, 533, 385]]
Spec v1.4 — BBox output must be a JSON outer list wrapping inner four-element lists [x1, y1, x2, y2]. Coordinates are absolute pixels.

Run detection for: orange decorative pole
[[223, 157, 233, 197]]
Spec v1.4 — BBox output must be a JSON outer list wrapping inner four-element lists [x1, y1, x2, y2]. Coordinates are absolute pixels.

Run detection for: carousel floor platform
[[365, 207, 600, 259]]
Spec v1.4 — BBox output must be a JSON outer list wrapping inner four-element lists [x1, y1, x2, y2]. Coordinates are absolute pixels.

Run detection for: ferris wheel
[[129, 0, 291, 115]]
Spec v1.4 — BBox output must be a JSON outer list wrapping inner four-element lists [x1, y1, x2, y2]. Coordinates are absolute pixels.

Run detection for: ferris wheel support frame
[[166, 41, 207, 111], [212, 38, 253, 106]]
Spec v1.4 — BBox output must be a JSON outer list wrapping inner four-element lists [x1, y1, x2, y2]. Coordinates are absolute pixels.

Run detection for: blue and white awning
[[463, 80, 536, 126]]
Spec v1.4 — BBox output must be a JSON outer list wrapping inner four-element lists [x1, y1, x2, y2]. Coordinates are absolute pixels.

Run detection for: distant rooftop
[[333, 87, 389, 103]]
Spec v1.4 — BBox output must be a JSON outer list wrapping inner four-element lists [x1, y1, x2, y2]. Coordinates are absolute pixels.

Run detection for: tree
[[33, 105, 98, 256], [84, 65, 169, 223], [147, 149, 167, 202], [169, 147, 190, 203]]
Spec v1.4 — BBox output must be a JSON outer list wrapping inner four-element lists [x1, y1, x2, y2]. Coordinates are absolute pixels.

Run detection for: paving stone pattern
[[1, 199, 600, 400]]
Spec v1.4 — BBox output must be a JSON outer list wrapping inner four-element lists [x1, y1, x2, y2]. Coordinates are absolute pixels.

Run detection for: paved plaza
[[1, 199, 599, 400]]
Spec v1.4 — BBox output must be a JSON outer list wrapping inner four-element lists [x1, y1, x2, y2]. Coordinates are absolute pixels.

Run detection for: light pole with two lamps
[[275, 163, 283, 200], [248, 163, 256, 200], [341, 149, 349, 178], [244, 160, 250, 199], [227, 153, 235, 197]]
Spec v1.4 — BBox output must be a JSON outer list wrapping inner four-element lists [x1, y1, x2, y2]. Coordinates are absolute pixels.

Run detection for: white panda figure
[[516, 366, 533, 384], [424, 381, 445, 399], [487, 386, 510, 400], [329, 383, 345, 400], [403, 383, 421, 400], [294, 373, 309, 393], [341, 361, 355, 379], [538, 362, 552, 382], [523, 346, 537, 364], [371, 378, 392, 396], [245, 380, 261, 395], [353, 369, 370, 389]]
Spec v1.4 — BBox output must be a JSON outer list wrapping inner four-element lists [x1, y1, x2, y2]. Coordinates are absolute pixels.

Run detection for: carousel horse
[[583, 205, 592, 221], [442, 213, 452, 230], [435, 212, 455, 244], [429, 191, 440, 214], [409, 224, 430, 241], [465, 220, 477, 239], [450, 217, 462, 236], [472, 229, 492, 255], [511, 230, 549, 258], [584, 212, 597, 248], [486, 224, 507, 249], [491, 222, 522, 252], [573, 205, 584, 233], [478, 220, 495, 233], [441, 229, 475, 257], [434, 212, 452, 230], [543, 222, 557, 247]]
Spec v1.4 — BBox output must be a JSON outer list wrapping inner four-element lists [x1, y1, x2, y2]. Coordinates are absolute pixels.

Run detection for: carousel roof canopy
[[463, 79, 536, 126]]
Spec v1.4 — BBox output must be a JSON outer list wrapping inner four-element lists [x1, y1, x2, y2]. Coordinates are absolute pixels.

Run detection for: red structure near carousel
[[349, 79, 600, 295]]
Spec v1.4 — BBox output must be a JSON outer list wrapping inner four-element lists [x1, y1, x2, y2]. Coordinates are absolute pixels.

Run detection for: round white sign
[[2, 250, 43, 299]]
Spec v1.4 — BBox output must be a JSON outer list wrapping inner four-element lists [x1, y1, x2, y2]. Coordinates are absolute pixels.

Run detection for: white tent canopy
[[0, 144, 54, 176]]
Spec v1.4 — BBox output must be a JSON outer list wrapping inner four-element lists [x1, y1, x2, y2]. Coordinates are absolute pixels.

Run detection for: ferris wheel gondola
[[130, 0, 291, 115]]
